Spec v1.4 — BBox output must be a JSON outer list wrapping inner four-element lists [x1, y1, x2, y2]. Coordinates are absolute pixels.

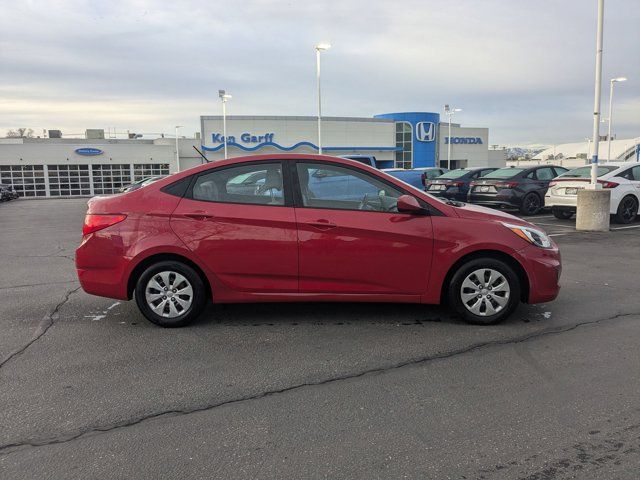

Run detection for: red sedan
[[76, 154, 561, 327]]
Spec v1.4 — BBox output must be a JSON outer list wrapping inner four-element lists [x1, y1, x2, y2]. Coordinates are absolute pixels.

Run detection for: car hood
[[451, 202, 533, 227]]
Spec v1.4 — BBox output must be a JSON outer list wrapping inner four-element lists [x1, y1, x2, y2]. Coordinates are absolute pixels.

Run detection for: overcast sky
[[1, 0, 638, 146]]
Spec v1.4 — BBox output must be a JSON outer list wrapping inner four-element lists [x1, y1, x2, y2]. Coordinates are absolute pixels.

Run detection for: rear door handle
[[307, 220, 337, 230]]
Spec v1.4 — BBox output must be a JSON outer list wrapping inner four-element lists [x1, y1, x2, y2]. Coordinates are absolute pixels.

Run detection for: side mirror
[[397, 195, 426, 214]]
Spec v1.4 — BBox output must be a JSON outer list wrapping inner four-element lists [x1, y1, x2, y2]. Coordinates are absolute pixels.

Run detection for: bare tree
[[6, 128, 34, 138]]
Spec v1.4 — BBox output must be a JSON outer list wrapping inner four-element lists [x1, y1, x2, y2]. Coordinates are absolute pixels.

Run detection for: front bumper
[[517, 243, 561, 304]]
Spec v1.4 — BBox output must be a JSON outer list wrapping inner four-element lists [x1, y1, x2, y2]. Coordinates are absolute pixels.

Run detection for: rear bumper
[[544, 193, 577, 209], [429, 188, 467, 202], [468, 190, 521, 209], [518, 244, 561, 304], [76, 233, 131, 300]]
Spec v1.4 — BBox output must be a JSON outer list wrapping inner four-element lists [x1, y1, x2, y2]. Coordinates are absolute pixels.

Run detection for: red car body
[[76, 154, 560, 325]]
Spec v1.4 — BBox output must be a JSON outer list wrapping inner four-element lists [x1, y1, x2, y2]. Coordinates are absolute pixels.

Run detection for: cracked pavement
[[1, 199, 639, 479]]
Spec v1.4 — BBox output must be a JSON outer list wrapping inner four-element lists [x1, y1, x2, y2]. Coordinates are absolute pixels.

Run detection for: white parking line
[[610, 224, 640, 230]]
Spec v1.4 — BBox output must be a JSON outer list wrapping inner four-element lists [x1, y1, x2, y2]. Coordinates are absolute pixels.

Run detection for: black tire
[[448, 258, 521, 325], [614, 195, 638, 224], [134, 261, 207, 327], [552, 207, 574, 220], [520, 193, 542, 215]]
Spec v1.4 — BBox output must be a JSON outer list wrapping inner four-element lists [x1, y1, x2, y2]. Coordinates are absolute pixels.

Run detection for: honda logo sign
[[415, 122, 436, 142]]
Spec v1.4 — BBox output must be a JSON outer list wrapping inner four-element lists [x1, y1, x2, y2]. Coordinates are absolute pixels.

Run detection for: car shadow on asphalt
[[182, 301, 548, 329]]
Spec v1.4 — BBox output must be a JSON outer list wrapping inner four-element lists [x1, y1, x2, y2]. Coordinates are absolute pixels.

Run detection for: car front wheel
[[449, 258, 521, 325], [134, 261, 207, 327]]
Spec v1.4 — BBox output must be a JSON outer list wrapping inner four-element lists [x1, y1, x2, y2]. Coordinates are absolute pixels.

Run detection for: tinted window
[[484, 168, 525, 179], [297, 163, 403, 212], [553, 167, 569, 176], [192, 163, 284, 205], [438, 169, 471, 179], [536, 168, 555, 180], [559, 166, 618, 178]]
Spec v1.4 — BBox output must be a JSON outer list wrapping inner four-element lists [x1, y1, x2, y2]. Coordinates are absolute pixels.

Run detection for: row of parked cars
[[0, 184, 19, 202], [378, 162, 639, 224]]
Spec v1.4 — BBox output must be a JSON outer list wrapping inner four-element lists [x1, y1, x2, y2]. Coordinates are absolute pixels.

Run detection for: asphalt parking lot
[[1, 198, 639, 479]]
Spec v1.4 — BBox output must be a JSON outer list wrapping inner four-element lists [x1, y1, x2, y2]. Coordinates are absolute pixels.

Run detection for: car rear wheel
[[614, 195, 638, 224], [134, 261, 207, 327], [520, 193, 542, 215], [552, 207, 574, 220], [449, 258, 521, 325]]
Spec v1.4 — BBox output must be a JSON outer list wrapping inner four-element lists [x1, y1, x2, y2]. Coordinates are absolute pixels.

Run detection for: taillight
[[451, 181, 464, 187], [496, 182, 519, 189], [598, 180, 619, 189], [421, 173, 426, 186], [82, 214, 127, 236], [549, 181, 558, 187]]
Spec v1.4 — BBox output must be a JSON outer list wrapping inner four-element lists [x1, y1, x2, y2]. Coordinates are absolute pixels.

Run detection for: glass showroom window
[[92, 164, 132, 195], [0, 165, 47, 197], [48, 164, 91, 197], [395, 122, 413, 169], [133, 163, 170, 181]]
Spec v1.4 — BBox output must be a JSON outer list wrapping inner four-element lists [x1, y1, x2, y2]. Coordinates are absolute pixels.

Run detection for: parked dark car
[[467, 165, 569, 215], [383, 167, 448, 190], [0, 184, 19, 201], [426, 167, 499, 202]]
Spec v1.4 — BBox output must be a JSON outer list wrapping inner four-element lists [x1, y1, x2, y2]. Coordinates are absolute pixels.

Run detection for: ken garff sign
[[212, 133, 275, 144], [74, 148, 103, 156], [415, 122, 436, 142]]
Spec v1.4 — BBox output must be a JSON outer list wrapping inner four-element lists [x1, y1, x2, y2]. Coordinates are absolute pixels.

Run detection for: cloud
[[1, 0, 638, 144]]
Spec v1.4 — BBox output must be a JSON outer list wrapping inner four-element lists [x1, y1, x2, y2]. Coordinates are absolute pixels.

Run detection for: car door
[[293, 161, 433, 295], [170, 161, 298, 293], [533, 167, 556, 194]]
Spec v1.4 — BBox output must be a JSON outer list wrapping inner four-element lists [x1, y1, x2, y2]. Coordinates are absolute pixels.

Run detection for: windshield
[[484, 168, 525, 179], [559, 166, 618, 178], [437, 169, 471, 179]]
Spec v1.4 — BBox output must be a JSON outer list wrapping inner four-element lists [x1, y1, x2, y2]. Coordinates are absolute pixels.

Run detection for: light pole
[[444, 105, 462, 170], [315, 43, 331, 154], [174, 125, 183, 172], [606, 76, 627, 161], [218, 89, 232, 159], [576, 0, 609, 232], [588, 0, 605, 187]]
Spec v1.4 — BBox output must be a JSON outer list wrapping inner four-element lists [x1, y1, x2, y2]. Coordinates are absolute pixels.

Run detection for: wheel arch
[[127, 253, 213, 301], [439, 250, 530, 304]]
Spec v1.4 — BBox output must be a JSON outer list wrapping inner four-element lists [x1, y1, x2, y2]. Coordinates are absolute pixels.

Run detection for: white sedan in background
[[545, 162, 640, 223]]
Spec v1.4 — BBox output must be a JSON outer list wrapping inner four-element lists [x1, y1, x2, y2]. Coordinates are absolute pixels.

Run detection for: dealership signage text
[[445, 137, 483, 145], [212, 133, 275, 144]]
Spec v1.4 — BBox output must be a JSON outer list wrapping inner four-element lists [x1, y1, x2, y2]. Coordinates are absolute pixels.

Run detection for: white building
[[0, 111, 501, 198]]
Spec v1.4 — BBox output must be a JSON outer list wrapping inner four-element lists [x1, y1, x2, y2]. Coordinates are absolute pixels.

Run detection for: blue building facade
[[375, 112, 441, 169]]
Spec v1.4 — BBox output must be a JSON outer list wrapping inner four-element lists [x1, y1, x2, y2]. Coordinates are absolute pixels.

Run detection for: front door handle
[[307, 220, 337, 230]]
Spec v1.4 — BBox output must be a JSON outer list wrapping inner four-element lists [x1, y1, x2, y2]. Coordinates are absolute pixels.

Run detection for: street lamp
[[218, 89, 232, 159], [444, 105, 462, 170], [606, 76, 627, 161], [174, 126, 183, 172], [315, 43, 331, 154]]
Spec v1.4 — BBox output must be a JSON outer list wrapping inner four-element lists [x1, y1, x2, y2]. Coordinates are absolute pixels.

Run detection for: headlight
[[502, 222, 552, 248]]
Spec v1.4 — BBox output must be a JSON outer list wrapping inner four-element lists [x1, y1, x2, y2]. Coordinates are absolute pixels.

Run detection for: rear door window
[[191, 163, 285, 206], [535, 168, 555, 180]]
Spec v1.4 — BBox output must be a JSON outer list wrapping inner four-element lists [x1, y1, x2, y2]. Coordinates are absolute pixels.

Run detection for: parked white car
[[545, 162, 640, 223]]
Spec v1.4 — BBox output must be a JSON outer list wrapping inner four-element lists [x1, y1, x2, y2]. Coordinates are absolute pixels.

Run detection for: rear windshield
[[484, 168, 525, 179], [559, 166, 618, 178], [437, 169, 470, 179]]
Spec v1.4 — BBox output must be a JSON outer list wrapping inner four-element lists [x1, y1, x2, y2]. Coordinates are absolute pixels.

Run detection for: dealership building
[[0, 111, 504, 198]]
